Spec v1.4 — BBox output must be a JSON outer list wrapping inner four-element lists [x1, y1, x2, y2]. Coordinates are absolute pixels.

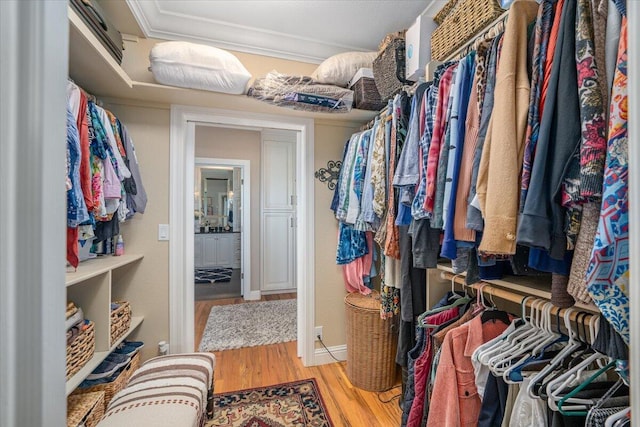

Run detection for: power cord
[[377, 385, 402, 403], [317, 335, 343, 363], [317, 335, 402, 404]]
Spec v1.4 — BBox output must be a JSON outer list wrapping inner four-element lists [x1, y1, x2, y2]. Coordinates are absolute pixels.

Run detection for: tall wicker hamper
[[344, 291, 398, 391]]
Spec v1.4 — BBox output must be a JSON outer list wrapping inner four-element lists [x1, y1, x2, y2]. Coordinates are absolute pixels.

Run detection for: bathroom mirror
[[195, 166, 239, 231]]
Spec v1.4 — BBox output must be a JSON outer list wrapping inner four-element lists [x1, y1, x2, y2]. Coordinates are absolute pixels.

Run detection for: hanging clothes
[[476, 0, 539, 255], [586, 16, 629, 344]]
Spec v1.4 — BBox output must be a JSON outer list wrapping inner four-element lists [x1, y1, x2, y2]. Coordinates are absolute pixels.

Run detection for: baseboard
[[245, 290, 261, 301], [314, 344, 347, 365], [260, 288, 297, 295]]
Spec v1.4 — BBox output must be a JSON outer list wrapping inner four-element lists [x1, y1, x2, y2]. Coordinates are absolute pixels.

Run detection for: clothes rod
[[440, 271, 597, 323]]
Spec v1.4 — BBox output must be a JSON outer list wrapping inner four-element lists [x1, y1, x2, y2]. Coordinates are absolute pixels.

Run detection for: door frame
[[195, 157, 251, 298], [170, 105, 315, 365]]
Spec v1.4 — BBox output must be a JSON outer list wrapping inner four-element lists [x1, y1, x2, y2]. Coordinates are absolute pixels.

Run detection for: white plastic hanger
[[473, 296, 533, 365], [487, 300, 554, 374], [525, 308, 584, 398], [502, 307, 574, 385], [545, 317, 610, 412], [605, 407, 630, 427], [478, 297, 542, 366]]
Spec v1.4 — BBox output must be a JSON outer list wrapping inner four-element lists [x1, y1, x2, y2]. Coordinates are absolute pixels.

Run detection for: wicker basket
[[67, 391, 105, 427], [352, 76, 386, 111], [433, 0, 458, 25], [431, 0, 503, 61], [372, 36, 409, 102], [66, 321, 96, 380], [110, 301, 131, 344], [73, 351, 140, 412], [344, 291, 398, 391]]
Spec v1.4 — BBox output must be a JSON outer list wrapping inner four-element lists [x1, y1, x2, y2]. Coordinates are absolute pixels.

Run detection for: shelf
[[68, 6, 132, 97], [67, 7, 377, 123], [66, 254, 144, 286], [436, 263, 599, 313], [66, 316, 144, 395]]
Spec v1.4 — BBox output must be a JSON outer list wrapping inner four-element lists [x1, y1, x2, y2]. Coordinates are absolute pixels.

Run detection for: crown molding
[[126, 0, 369, 64]]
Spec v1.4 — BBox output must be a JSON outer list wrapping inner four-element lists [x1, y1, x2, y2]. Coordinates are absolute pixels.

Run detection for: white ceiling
[[125, 0, 445, 64]]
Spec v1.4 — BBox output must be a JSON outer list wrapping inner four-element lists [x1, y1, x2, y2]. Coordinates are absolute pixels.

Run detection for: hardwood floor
[[196, 293, 403, 427]]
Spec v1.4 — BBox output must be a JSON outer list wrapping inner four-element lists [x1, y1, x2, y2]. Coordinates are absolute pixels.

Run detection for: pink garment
[[102, 156, 122, 199], [406, 306, 461, 427], [342, 232, 373, 295], [426, 315, 510, 427]]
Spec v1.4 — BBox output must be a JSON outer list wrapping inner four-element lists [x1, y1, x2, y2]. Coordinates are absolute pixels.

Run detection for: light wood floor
[[196, 293, 403, 427]]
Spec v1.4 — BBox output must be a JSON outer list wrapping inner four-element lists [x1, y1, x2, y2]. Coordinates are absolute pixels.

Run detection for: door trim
[[170, 105, 315, 365]]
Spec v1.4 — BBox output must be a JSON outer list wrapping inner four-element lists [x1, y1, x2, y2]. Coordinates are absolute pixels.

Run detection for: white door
[[261, 131, 296, 292], [262, 212, 295, 290]]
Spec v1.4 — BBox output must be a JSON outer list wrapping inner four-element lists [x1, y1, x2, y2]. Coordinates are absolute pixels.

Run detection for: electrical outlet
[[315, 326, 323, 341]]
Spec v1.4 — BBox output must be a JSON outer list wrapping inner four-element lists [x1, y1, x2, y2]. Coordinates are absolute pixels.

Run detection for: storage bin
[[66, 320, 96, 380], [372, 35, 409, 102], [110, 301, 131, 344], [433, 0, 458, 25], [344, 291, 398, 391], [430, 0, 503, 61], [73, 352, 141, 412], [349, 68, 386, 111], [67, 391, 105, 427]]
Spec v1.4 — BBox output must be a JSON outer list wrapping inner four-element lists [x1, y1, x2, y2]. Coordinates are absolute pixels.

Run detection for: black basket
[[372, 38, 414, 102], [352, 77, 386, 111]]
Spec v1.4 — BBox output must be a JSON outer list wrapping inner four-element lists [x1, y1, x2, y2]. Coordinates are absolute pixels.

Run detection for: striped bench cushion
[[96, 353, 215, 427]]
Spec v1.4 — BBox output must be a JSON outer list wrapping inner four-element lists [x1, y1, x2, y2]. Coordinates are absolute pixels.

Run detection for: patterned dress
[[586, 17, 629, 344]]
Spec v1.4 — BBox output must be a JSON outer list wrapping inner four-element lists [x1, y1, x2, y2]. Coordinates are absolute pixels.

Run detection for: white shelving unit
[[65, 254, 144, 396]]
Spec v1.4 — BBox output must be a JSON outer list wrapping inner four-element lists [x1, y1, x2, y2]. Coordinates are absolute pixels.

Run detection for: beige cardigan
[[476, 0, 539, 255]]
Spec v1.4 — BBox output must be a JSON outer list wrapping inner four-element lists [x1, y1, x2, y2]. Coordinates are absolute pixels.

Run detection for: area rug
[[195, 268, 233, 284], [198, 299, 297, 352], [208, 379, 333, 427]]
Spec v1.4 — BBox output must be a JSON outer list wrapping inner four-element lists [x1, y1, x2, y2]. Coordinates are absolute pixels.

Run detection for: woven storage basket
[[66, 321, 96, 380], [110, 301, 131, 344], [67, 391, 105, 427], [372, 36, 408, 102], [433, 0, 458, 25], [74, 351, 141, 412], [431, 0, 503, 61], [345, 291, 398, 391], [352, 76, 386, 111]]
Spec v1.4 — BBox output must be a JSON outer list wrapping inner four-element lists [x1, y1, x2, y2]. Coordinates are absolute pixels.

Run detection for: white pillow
[[149, 41, 252, 94], [311, 51, 378, 87]]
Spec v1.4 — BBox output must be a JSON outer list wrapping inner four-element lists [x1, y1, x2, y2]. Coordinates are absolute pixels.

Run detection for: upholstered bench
[[96, 352, 216, 427]]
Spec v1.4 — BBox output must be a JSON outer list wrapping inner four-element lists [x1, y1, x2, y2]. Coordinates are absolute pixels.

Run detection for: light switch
[[158, 224, 169, 241]]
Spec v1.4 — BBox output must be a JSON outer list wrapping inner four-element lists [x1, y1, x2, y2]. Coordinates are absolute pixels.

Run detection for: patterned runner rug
[[195, 268, 233, 284], [208, 379, 333, 427], [198, 299, 297, 351]]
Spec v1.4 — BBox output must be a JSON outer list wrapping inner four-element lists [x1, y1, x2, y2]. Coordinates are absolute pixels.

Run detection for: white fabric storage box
[[405, 14, 438, 81], [149, 41, 252, 95]]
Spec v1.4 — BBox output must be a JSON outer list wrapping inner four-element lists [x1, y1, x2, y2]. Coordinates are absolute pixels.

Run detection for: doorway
[[169, 105, 316, 366], [194, 159, 249, 301]]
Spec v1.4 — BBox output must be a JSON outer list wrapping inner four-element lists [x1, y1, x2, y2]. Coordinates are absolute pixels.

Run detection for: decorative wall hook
[[315, 160, 342, 190]]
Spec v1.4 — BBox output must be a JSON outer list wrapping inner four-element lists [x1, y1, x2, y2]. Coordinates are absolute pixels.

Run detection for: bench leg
[[207, 373, 214, 419]]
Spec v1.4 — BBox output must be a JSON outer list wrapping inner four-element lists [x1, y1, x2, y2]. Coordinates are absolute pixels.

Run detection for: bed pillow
[[311, 51, 378, 87], [149, 41, 252, 94]]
